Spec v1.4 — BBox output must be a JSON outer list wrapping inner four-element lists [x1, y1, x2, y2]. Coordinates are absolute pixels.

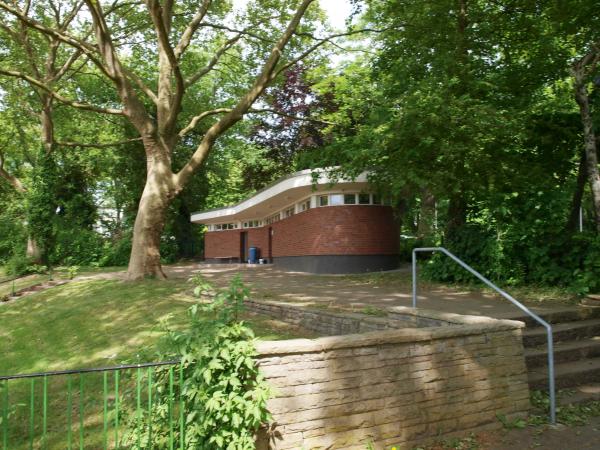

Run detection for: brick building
[[191, 169, 400, 273]]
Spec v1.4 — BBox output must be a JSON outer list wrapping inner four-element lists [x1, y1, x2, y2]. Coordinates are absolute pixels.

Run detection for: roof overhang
[[191, 168, 370, 224]]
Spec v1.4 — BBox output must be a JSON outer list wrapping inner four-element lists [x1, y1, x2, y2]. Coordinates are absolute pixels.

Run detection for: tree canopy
[[0, 0, 599, 293]]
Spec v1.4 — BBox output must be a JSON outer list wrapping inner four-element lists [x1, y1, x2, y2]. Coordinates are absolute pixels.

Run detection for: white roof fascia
[[190, 169, 369, 223]]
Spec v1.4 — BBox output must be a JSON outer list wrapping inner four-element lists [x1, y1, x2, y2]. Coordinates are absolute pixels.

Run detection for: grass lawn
[[0, 277, 314, 449], [0, 273, 50, 298], [0, 266, 125, 299]]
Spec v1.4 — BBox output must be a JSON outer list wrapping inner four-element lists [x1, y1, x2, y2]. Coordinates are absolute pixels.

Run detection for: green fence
[[1, 361, 182, 449]]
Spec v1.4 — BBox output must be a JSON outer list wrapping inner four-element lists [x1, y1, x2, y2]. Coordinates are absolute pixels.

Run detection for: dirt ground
[[478, 417, 600, 450], [419, 418, 600, 450]]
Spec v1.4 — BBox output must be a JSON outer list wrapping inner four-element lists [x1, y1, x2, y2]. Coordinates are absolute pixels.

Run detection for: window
[[266, 213, 280, 224], [283, 207, 294, 218], [319, 195, 329, 207], [330, 194, 344, 206], [243, 220, 261, 228], [358, 193, 371, 204], [372, 195, 381, 205], [344, 194, 356, 205], [299, 199, 311, 212]]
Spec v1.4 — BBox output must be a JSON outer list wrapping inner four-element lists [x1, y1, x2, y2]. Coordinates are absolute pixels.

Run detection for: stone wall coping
[[246, 299, 395, 327], [387, 306, 525, 328], [256, 315, 524, 356]]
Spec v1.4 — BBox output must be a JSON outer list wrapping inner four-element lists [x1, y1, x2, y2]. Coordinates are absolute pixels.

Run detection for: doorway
[[268, 227, 273, 262], [240, 232, 248, 263]]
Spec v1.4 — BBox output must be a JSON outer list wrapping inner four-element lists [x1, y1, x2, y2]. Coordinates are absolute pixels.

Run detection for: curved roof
[[190, 168, 369, 224]]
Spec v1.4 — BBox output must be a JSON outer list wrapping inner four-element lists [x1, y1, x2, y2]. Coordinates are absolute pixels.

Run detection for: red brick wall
[[204, 229, 241, 258], [204, 206, 399, 259]]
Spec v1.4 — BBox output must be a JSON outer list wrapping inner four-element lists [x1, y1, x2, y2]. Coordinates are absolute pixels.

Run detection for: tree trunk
[[26, 236, 42, 263], [574, 70, 600, 231], [565, 150, 587, 232], [417, 189, 436, 237], [446, 194, 467, 238], [127, 169, 174, 280]]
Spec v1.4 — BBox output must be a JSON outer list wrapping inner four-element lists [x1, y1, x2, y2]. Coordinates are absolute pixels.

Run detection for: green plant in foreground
[[361, 305, 388, 317], [529, 390, 600, 426], [122, 274, 271, 449], [496, 412, 527, 429], [67, 265, 80, 280]]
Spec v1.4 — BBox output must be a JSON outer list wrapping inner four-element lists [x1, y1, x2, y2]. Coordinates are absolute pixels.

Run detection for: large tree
[[0, 0, 354, 279]]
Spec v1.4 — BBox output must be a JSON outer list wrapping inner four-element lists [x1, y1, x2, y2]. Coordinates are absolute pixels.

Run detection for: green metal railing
[[0, 360, 181, 449]]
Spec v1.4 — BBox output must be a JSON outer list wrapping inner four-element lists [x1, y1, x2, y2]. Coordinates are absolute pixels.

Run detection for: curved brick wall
[[204, 206, 400, 272]]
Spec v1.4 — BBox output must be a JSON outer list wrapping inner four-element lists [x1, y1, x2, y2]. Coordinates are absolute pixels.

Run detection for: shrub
[[51, 228, 105, 266], [98, 234, 132, 267], [4, 255, 40, 276], [122, 275, 271, 449], [422, 225, 600, 295]]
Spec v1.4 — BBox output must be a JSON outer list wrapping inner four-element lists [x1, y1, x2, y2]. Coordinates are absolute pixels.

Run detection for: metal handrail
[[412, 247, 556, 424]]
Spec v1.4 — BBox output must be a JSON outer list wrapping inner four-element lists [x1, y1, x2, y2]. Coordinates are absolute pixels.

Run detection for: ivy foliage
[[122, 275, 271, 449], [25, 149, 60, 265]]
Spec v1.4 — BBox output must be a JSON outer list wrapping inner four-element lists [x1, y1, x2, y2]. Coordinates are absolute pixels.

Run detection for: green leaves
[[122, 275, 271, 449]]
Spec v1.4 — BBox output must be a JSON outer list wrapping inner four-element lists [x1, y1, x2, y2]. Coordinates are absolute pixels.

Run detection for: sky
[[320, 0, 354, 30]]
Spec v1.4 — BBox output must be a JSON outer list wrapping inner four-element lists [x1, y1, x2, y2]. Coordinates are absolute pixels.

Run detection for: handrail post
[[546, 327, 556, 424], [412, 249, 417, 308], [410, 246, 556, 424]]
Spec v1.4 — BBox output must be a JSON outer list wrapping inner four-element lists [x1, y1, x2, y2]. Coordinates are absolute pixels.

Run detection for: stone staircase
[[513, 307, 600, 402]]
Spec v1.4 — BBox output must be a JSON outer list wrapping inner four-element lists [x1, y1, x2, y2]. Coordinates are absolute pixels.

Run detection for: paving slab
[[163, 263, 582, 321]]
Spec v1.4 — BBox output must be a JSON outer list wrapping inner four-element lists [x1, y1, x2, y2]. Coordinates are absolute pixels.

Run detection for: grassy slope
[[0, 278, 311, 375], [0, 278, 313, 449]]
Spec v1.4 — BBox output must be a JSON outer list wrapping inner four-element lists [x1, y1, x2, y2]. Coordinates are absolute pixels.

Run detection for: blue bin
[[248, 247, 259, 264]]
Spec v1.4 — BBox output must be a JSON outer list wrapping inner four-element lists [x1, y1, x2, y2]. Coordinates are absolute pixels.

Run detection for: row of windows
[[208, 192, 384, 231], [318, 193, 380, 207], [213, 223, 237, 231]]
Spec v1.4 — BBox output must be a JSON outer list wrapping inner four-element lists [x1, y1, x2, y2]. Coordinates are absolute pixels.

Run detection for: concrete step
[[522, 318, 600, 347], [558, 383, 600, 406], [526, 338, 600, 368], [528, 356, 600, 390]]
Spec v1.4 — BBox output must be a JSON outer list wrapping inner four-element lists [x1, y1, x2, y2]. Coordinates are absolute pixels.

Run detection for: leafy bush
[[4, 255, 45, 276], [122, 275, 271, 449], [51, 227, 104, 266], [160, 235, 179, 264], [98, 234, 133, 267], [422, 224, 600, 295]]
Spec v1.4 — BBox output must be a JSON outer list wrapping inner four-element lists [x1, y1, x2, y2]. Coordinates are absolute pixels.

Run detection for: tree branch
[[50, 48, 83, 83], [175, 0, 316, 188], [174, 0, 211, 59], [195, 22, 277, 44], [0, 0, 114, 81], [123, 67, 159, 104], [248, 108, 333, 125], [273, 28, 382, 79], [84, 0, 155, 130], [0, 149, 27, 193], [146, 0, 185, 132], [0, 68, 125, 115], [179, 106, 331, 138], [55, 137, 143, 148], [178, 108, 233, 137], [184, 34, 242, 87]]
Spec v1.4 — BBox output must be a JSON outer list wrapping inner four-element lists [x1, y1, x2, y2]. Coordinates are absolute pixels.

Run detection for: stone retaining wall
[[255, 310, 530, 449], [246, 300, 449, 336]]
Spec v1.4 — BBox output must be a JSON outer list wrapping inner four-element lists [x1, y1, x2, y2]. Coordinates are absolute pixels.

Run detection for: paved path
[[163, 263, 579, 321]]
